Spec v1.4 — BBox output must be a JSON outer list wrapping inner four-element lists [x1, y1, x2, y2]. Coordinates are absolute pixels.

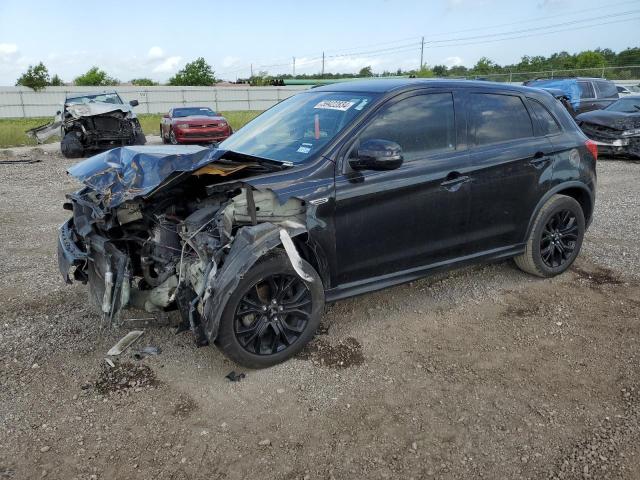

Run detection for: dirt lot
[[1, 145, 639, 480]]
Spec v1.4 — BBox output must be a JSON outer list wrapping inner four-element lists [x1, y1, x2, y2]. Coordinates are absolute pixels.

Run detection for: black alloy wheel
[[216, 251, 324, 368], [234, 274, 312, 355], [539, 209, 579, 268]]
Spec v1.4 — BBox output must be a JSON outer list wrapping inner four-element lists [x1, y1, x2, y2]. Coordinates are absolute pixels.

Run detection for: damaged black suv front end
[[58, 144, 324, 350]]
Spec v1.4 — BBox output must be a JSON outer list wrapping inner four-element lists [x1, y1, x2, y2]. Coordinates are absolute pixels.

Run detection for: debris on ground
[[132, 346, 161, 360], [225, 371, 246, 382], [94, 361, 157, 394], [106, 330, 144, 356], [297, 337, 365, 368]]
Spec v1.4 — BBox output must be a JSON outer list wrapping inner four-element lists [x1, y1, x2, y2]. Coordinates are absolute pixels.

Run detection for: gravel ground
[[0, 147, 639, 480]]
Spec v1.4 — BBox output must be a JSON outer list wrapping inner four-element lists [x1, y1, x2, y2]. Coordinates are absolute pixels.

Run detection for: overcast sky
[[0, 0, 638, 85]]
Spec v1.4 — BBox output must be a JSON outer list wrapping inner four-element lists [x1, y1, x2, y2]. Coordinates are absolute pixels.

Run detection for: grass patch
[[0, 111, 263, 149]]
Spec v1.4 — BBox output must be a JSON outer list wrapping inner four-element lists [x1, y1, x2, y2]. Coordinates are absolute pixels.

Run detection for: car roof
[[309, 78, 542, 95]]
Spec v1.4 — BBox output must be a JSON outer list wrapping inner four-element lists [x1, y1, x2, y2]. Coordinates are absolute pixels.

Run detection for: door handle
[[440, 171, 470, 190], [529, 151, 551, 168]]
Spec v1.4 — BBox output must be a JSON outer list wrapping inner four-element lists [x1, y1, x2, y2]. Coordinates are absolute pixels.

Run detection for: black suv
[[59, 80, 597, 368]]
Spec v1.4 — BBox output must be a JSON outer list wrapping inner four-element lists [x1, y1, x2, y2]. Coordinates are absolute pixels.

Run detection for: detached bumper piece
[[58, 219, 88, 284], [57, 218, 131, 323]]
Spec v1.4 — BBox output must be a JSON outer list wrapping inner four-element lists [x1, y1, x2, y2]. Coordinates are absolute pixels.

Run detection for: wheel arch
[[526, 182, 594, 240]]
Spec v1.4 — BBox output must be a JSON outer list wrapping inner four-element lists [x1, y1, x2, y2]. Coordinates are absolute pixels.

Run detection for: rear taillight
[[585, 139, 598, 161]]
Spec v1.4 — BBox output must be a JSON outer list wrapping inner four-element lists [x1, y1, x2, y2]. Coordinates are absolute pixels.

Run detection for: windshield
[[605, 98, 640, 113], [173, 107, 217, 117], [218, 91, 378, 163], [66, 93, 123, 105]]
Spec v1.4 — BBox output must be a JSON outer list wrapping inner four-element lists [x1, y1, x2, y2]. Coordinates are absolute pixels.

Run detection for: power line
[[217, 4, 640, 78]]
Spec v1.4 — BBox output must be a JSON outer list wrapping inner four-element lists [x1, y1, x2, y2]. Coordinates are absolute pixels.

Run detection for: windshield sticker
[[314, 100, 355, 111], [354, 99, 369, 111], [296, 143, 313, 154]]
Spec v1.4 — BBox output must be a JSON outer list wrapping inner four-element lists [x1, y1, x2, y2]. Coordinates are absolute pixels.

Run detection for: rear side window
[[359, 92, 455, 161], [469, 93, 533, 146], [595, 80, 618, 98], [578, 81, 595, 99], [527, 98, 561, 135]]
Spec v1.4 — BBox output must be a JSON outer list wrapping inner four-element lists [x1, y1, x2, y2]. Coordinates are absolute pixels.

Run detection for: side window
[[469, 93, 533, 146], [527, 98, 561, 135], [578, 81, 595, 99], [357, 93, 455, 162], [595, 80, 618, 98]]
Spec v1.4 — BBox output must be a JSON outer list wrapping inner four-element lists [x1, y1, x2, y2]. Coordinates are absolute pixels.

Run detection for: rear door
[[463, 90, 554, 253], [333, 89, 472, 285]]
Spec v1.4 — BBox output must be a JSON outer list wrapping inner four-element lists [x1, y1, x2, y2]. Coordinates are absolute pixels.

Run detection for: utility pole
[[250, 63, 253, 77], [293, 57, 296, 76], [420, 36, 424, 70], [321, 52, 325, 78]]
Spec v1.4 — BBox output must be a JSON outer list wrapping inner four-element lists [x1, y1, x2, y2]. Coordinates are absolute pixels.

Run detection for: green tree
[[472, 57, 496, 75], [575, 50, 606, 69], [358, 66, 373, 77], [74, 66, 119, 86], [432, 65, 447, 77], [414, 65, 434, 78], [168, 57, 215, 86], [15, 62, 50, 91], [50, 74, 63, 86], [130, 78, 158, 86]]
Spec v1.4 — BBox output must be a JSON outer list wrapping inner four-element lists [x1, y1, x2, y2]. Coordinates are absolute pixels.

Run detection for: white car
[[616, 84, 640, 96]]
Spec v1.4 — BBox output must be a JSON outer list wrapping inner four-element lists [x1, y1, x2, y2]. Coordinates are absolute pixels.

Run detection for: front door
[[333, 90, 473, 286]]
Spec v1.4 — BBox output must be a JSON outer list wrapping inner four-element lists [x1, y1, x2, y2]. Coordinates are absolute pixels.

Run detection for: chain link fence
[[468, 65, 640, 83]]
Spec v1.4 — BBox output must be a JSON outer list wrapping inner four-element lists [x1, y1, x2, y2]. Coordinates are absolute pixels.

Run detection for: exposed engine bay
[[59, 146, 316, 346]]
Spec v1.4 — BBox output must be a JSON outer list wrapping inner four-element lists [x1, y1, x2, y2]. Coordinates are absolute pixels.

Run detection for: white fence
[[0, 86, 310, 118]]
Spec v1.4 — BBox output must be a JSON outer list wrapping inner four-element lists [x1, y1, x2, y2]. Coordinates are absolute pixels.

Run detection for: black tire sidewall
[[531, 196, 585, 276], [61, 132, 83, 158], [216, 252, 324, 369]]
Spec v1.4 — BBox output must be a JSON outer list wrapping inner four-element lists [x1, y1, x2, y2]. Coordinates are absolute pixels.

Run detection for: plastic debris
[[104, 358, 115, 368], [132, 346, 161, 361], [225, 371, 246, 382], [107, 330, 144, 356]]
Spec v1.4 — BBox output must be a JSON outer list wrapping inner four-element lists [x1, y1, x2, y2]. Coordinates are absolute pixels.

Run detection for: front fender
[[201, 221, 308, 342]]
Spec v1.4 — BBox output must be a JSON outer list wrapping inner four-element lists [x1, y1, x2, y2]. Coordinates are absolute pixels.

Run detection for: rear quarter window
[[526, 98, 561, 135], [595, 80, 618, 98], [469, 93, 533, 146], [578, 81, 595, 99]]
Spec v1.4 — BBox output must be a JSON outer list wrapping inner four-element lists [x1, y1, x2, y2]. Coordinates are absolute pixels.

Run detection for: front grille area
[[580, 122, 622, 140]]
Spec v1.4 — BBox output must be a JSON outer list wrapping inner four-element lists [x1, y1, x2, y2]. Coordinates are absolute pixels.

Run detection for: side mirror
[[163, 114, 170, 118], [349, 139, 403, 171], [129, 99, 139, 107]]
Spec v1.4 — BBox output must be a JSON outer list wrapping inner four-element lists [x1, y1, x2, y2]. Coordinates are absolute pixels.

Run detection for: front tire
[[169, 129, 178, 145], [514, 194, 585, 278], [216, 251, 324, 369], [60, 132, 84, 158]]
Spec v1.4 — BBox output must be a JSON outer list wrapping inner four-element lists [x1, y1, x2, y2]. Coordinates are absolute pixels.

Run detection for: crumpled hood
[[576, 110, 640, 130], [67, 145, 223, 208], [66, 102, 133, 118]]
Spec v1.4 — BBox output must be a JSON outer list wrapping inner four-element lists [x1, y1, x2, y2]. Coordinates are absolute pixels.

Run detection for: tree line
[[14, 47, 640, 90]]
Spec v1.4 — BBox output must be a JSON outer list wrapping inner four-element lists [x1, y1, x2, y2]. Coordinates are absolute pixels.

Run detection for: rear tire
[[216, 251, 324, 369], [161, 126, 169, 144], [514, 194, 585, 278], [61, 132, 84, 158]]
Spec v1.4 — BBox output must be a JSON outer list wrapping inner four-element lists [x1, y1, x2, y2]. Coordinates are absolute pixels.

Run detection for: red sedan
[[160, 107, 232, 144]]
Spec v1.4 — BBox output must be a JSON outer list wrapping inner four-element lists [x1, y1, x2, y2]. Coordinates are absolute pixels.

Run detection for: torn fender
[[201, 221, 311, 342]]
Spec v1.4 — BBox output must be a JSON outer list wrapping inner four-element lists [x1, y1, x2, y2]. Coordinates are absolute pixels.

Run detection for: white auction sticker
[[314, 100, 355, 111]]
